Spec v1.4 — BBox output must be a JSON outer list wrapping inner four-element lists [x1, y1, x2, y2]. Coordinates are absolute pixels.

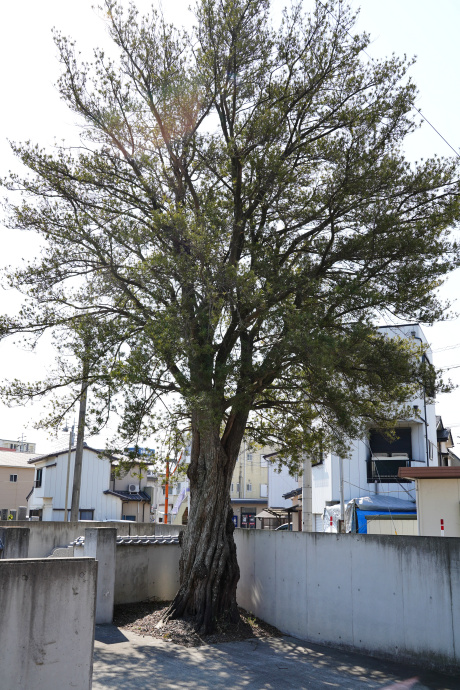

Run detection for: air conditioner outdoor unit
[[146, 472, 157, 481], [128, 483, 140, 493]]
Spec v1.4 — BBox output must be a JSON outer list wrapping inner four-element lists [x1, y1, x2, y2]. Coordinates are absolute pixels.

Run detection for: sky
[[1, 0, 460, 453]]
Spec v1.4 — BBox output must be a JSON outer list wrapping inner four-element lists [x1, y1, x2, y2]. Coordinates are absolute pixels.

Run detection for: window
[[236, 483, 240, 493], [121, 515, 135, 521], [247, 453, 253, 463], [79, 509, 94, 520], [9, 474, 17, 483], [260, 483, 268, 498], [28, 509, 42, 521], [246, 482, 252, 492], [231, 483, 234, 492], [35, 468, 43, 488], [367, 428, 412, 483]]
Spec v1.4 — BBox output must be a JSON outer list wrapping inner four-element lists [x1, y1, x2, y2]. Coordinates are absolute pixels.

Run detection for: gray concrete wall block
[[0, 557, 96, 690], [84, 528, 117, 624], [114, 542, 181, 604], [0, 526, 30, 558]]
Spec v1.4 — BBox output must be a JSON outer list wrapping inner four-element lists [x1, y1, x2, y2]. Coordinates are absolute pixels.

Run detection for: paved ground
[[92, 625, 460, 690]]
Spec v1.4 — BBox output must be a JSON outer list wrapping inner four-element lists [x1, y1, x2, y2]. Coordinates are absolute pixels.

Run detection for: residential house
[[436, 416, 459, 466], [281, 324, 439, 531], [310, 324, 437, 526], [27, 446, 154, 522], [0, 438, 36, 453], [107, 459, 159, 522], [0, 450, 36, 520]]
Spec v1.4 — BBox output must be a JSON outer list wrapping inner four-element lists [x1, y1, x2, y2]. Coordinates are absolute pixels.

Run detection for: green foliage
[[1, 0, 459, 468]]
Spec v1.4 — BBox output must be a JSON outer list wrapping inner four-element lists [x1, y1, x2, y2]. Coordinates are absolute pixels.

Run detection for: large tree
[[1, 0, 459, 632]]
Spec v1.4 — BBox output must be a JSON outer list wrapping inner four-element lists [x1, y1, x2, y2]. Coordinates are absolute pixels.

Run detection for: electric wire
[[317, 0, 460, 159]]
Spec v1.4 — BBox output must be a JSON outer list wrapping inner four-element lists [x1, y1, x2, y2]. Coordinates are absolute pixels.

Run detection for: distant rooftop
[[0, 450, 38, 468]]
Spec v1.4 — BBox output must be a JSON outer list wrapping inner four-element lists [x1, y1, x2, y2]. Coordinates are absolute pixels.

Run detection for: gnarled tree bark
[[162, 410, 246, 634]]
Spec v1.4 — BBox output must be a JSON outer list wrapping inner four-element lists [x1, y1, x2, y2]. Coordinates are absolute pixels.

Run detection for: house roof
[[255, 507, 298, 519], [28, 445, 116, 464], [103, 489, 151, 502], [282, 487, 302, 499], [0, 451, 38, 468], [399, 467, 460, 480]]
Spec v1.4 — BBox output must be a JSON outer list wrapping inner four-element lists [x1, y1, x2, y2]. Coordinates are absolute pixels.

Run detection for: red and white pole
[[440, 519, 445, 536]]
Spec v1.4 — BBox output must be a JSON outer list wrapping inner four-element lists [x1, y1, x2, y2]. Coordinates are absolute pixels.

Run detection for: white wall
[[268, 464, 295, 508], [417, 478, 460, 537], [235, 529, 460, 671], [0, 557, 96, 690]]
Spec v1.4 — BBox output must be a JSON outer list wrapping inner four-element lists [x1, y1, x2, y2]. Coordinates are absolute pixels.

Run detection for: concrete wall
[[417, 478, 460, 537], [0, 526, 29, 557], [84, 528, 117, 624], [0, 520, 183, 557], [114, 542, 181, 604], [235, 529, 460, 671], [0, 557, 96, 690]]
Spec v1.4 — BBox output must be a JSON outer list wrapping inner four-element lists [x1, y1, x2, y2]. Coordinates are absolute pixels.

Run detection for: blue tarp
[[345, 495, 416, 533], [356, 509, 416, 534]]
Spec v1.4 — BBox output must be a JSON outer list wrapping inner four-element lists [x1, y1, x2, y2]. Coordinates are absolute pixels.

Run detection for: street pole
[[64, 424, 75, 522], [70, 356, 90, 522]]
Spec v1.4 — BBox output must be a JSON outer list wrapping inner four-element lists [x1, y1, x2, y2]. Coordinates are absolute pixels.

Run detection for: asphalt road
[[92, 625, 460, 690]]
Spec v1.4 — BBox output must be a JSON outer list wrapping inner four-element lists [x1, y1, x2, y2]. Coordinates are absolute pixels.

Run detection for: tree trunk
[[162, 414, 242, 634]]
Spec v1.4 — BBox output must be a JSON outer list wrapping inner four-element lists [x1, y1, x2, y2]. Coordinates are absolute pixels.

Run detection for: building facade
[[0, 450, 36, 520], [27, 446, 155, 522]]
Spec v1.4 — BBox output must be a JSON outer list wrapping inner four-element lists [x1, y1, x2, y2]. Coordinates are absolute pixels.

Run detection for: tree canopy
[[1, 0, 459, 631]]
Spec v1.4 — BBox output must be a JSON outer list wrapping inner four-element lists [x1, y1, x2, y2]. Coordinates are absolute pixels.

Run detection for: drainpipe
[[302, 455, 312, 532], [339, 456, 345, 528], [411, 331, 429, 467]]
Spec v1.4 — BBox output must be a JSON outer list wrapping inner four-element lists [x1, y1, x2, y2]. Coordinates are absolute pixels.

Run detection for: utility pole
[[70, 355, 90, 522], [64, 423, 75, 522]]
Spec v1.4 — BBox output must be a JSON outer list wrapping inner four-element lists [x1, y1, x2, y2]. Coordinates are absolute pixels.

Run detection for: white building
[[311, 323, 437, 525], [27, 446, 155, 522]]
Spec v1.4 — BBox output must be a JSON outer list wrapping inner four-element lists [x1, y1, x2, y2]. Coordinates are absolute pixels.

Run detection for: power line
[[317, 0, 460, 159], [432, 343, 460, 353]]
